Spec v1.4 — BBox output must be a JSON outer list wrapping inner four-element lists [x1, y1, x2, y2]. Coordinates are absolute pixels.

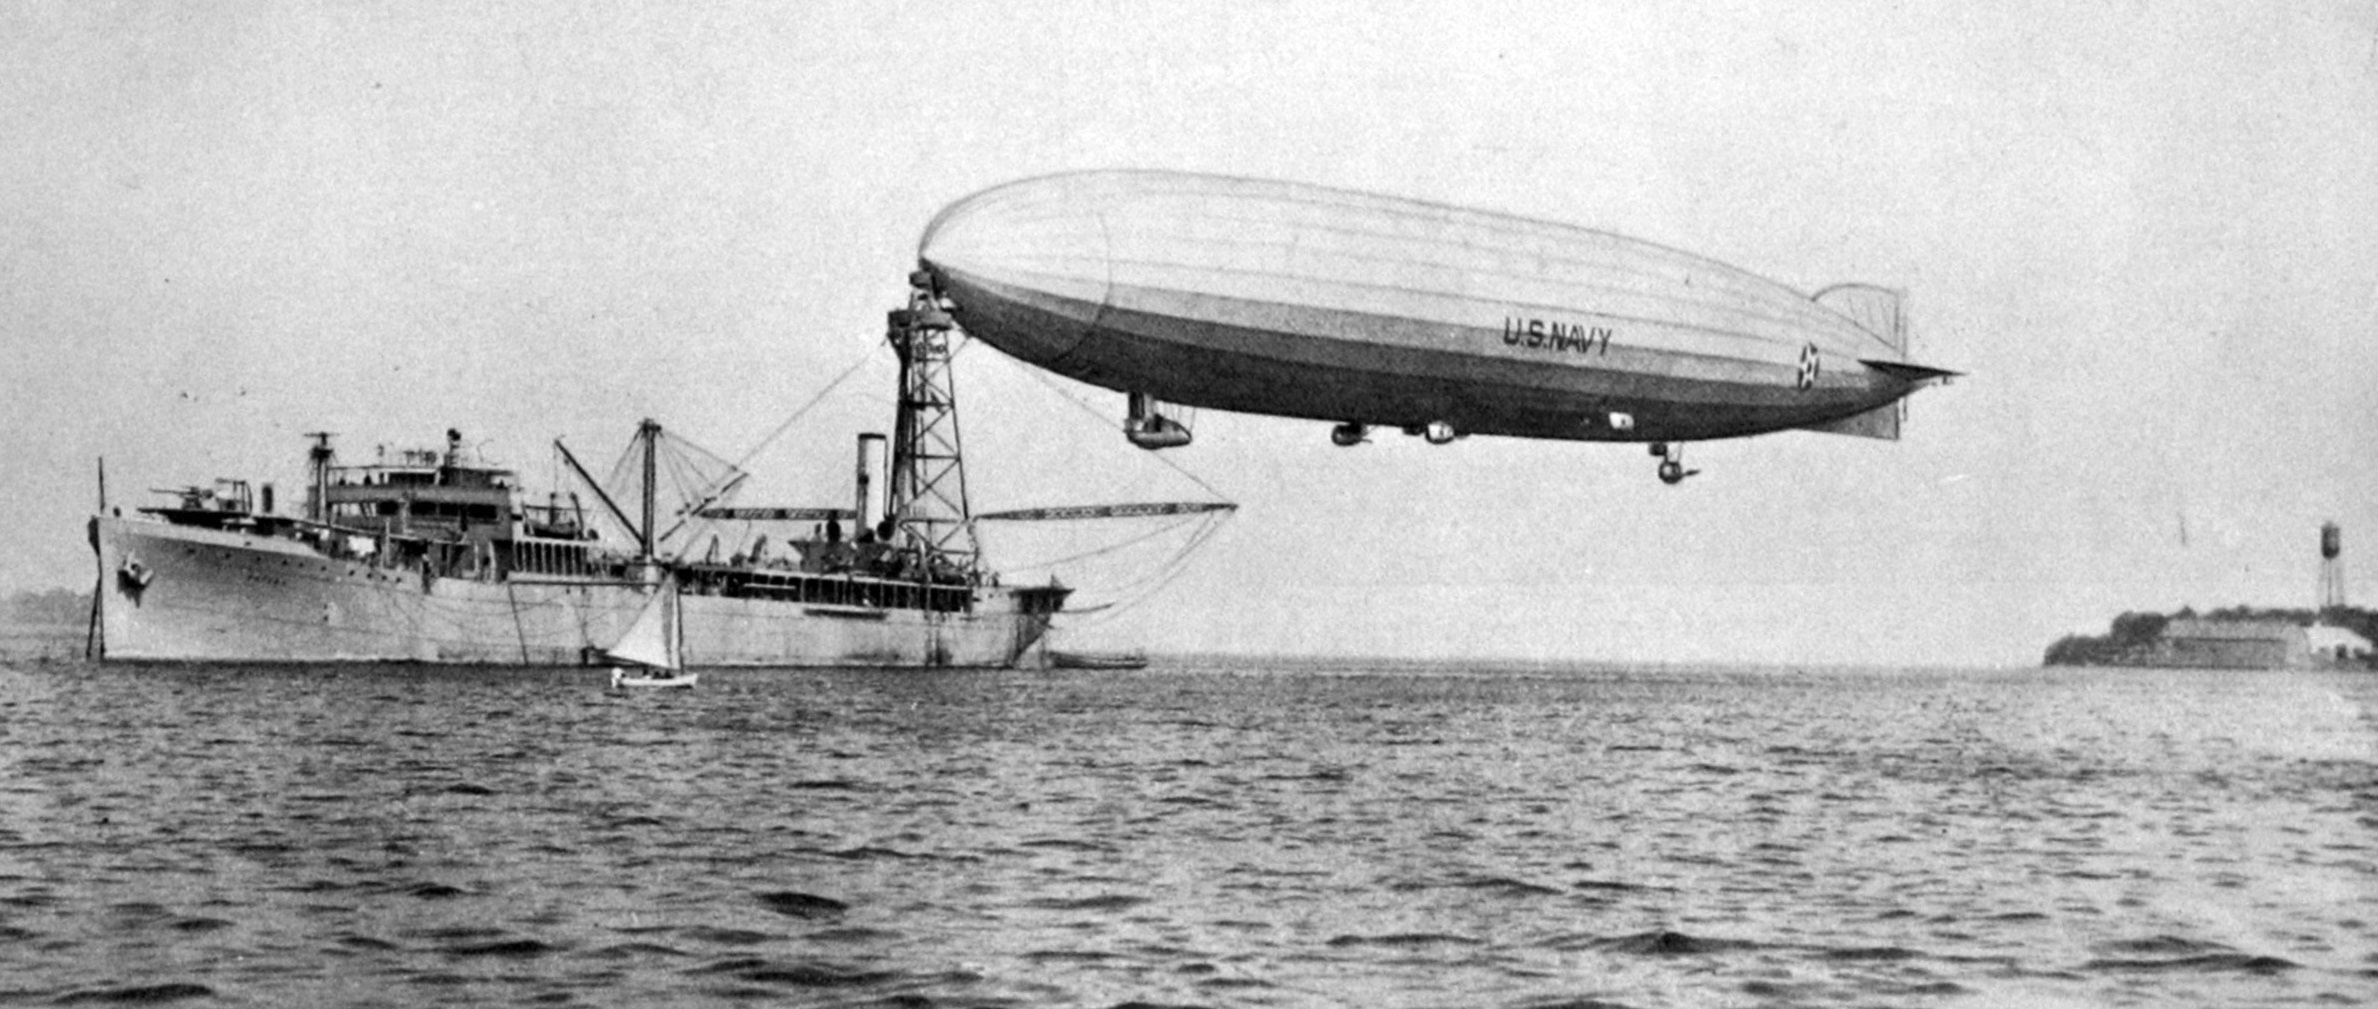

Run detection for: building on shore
[[2154, 619, 2373, 670]]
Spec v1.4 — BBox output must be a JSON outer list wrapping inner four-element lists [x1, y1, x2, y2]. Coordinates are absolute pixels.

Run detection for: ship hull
[[92, 516, 1057, 667]]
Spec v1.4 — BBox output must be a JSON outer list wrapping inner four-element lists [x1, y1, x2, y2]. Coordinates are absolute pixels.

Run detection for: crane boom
[[973, 502, 1237, 522], [694, 506, 858, 522]]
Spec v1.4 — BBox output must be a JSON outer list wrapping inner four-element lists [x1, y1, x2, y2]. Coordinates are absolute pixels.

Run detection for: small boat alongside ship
[[1047, 650, 1150, 671], [605, 578, 696, 689], [82, 278, 1210, 668]]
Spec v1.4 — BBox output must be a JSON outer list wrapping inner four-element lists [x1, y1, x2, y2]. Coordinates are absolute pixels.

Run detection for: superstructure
[[87, 279, 1071, 666]]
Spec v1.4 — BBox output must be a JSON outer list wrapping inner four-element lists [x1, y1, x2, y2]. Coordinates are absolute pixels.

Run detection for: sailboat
[[605, 578, 697, 689]]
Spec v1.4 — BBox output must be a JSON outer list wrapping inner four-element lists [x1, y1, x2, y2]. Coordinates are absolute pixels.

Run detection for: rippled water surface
[[2, 658, 2373, 1007]]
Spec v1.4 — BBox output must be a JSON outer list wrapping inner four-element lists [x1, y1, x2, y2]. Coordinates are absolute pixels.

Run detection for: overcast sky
[[4, 1, 2373, 666]]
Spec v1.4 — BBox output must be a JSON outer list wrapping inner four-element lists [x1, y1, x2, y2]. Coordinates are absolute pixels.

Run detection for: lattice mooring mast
[[885, 272, 980, 579]]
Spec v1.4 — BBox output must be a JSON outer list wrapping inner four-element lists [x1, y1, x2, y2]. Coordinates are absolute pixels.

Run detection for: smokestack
[[856, 432, 886, 533]]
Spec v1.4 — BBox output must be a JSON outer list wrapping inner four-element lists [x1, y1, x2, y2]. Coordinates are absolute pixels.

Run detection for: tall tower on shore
[[2319, 521, 2345, 612]]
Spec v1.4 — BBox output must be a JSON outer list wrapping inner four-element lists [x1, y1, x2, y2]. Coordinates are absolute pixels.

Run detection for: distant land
[[19, 586, 2377, 671], [2, 588, 89, 662], [2045, 606, 2378, 670]]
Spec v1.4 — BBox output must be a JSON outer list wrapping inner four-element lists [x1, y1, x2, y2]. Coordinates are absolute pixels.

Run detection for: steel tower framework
[[885, 273, 979, 577]]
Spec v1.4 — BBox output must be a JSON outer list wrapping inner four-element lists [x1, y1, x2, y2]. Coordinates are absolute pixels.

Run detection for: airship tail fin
[[1858, 359, 1963, 384], [1813, 284, 1908, 359], [1798, 402, 1902, 441]]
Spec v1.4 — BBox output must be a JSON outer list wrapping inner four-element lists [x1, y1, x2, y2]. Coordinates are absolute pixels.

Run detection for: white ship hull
[[91, 515, 1059, 667]]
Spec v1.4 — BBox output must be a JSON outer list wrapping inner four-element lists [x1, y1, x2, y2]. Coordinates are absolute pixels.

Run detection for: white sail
[[602, 582, 681, 671]]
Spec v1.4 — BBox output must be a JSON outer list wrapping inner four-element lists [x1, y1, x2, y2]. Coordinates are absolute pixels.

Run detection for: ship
[[86, 279, 1084, 667]]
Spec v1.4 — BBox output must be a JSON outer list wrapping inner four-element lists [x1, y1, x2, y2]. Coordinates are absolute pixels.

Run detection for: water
[[1, 658, 2372, 1007]]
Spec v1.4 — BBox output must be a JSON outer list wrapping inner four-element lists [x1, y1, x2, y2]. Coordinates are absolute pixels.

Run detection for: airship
[[916, 170, 1956, 484]]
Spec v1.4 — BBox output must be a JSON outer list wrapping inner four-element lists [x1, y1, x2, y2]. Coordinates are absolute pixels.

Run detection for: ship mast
[[639, 418, 659, 562], [885, 271, 978, 579]]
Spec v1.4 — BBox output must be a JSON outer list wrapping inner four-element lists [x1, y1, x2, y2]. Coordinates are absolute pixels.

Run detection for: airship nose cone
[[918, 175, 1120, 368], [920, 175, 1112, 304]]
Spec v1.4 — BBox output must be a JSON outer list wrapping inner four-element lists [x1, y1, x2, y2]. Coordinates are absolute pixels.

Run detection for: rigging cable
[[997, 345, 1233, 504], [993, 512, 1219, 573], [953, 331, 1239, 625], [1049, 509, 1233, 632], [727, 344, 886, 476]]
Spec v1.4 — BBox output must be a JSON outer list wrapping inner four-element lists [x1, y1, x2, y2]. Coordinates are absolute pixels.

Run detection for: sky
[[3, 1, 2374, 666]]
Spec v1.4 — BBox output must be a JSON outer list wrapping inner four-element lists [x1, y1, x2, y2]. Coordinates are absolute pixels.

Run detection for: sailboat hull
[[611, 671, 699, 689], [613, 677, 697, 689], [91, 516, 1062, 667]]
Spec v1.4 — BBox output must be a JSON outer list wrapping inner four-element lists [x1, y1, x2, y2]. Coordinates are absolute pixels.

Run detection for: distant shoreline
[[0, 624, 87, 663], [2045, 606, 2376, 670]]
